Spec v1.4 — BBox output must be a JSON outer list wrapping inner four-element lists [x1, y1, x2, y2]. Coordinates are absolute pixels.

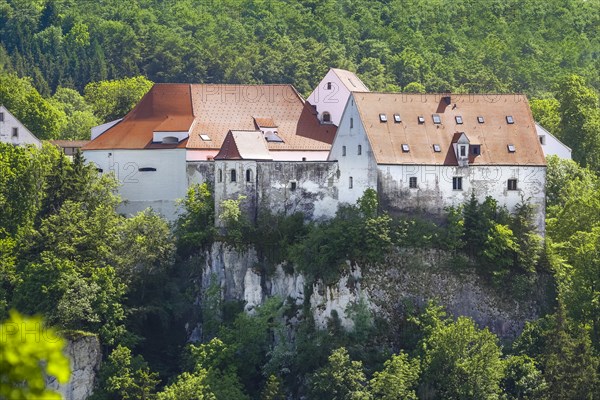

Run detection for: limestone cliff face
[[46, 334, 101, 400], [202, 243, 550, 340]]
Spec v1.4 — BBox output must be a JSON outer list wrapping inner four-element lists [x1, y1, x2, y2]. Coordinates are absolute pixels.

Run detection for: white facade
[[331, 95, 547, 232], [307, 69, 368, 127], [536, 123, 571, 159], [328, 97, 378, 206], [83, 148, 187, 219], [0, 106, 41, 147], [377, 164, 546, 231]]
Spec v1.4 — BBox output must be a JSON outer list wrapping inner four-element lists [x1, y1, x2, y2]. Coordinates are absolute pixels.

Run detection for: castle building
[[83, 70, 551, 232], [330, 93, 547, 231]]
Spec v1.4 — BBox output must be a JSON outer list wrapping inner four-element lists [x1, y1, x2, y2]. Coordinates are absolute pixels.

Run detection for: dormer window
[[455, 116, 463, 124], [418, 116, 425, 124], [402, 144, 410, 152], [432, 114, 441, 124], [394, 114, 401, 123], [508, 144, 516, 153], [506, 116, 514, 124], [379, 114, 388, 122], [459, 145, 467, 157], [471, 145, 481, 155]]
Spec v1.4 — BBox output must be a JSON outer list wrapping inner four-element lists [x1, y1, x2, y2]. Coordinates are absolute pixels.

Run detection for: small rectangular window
[[394, 114, 401, 123], [0, 112, 4, 122], [349, 176, 353, 189], [432, 114, 441, 124], [507, 144, 516, 153], [477, 116, 485, 124], [409, 177, 417, 189], [290, 181, 297, 191], [506, 116, 514, 124], [433, 144, 441, 152], [460, 145, 466, 157], [358, 145, 362, 155], [539, 135, 546, 145], [12, 127, 18, 138], [350, 118, 353, 128], [402, 144, 410, 152], [327, 82, 332, 90], [379, 113, 388, 122], [231, 169, 237, 182], [342, 145, 346, 156], [472, 145, 481, 155], [453, 177, 463, 190], [455, 115, 463, 124], [418, 116, 425, 124], [138, 167, 157, 172], [508, 179, 518, 191]]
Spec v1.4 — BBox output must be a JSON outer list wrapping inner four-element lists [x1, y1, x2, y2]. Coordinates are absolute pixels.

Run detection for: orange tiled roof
[[83, 84, 194, 150], [353, 93, 546, 166], [187, 84, 334, 151], [84, 84, 335, 152]]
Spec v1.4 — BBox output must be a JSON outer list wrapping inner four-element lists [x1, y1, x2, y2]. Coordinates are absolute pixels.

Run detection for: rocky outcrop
[[202, 243, 550, 341], [46, 334, 101, 400]]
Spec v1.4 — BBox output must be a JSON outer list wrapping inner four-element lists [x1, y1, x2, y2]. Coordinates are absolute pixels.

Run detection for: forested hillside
[[1, 0, 599, 96]]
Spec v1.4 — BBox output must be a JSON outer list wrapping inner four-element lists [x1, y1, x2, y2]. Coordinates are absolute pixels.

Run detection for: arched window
[[322, 112, 331, 123], [246, 169, 252, 182], [231, 169, 237, 182], [218, 169, 223, 183]]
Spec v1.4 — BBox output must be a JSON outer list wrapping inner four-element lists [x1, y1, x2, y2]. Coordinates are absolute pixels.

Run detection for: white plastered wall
[[307, 70, 354, 127], [83, 148, 188, 220]]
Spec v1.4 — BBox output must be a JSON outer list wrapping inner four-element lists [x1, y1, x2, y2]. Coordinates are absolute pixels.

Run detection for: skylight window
[[402, 144, 410, 152], [394, 114, 401, 123], [455, 116, 463, 124], [379, 114, 388, 122], [477, 116, 485, 124], [418, 116, 425, 124], [432, 114, 442, 124], [433, 144, 441, 152], [200, 134, 211, 141], [506, 115, 515, 124], [508, 144, 516, 153]]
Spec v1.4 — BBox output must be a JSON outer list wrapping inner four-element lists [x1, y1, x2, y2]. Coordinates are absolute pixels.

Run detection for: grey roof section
[[232, 130, 273, 160], [331, 68, 370, 92]]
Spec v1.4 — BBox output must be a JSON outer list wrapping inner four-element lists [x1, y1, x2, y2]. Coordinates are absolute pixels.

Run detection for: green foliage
[[309, 347, 372, 400], [369, 352, 420, 400], [0, 311, 70, 400], [156, 370, 216, 400], [175, 183, 215, 257], [418, 305, 505, 399], [91, 345, 159, 400], [84, 76, 153, 122], [49, 86, 101, 139], [291, 190, 392, 284], [555, 75, 600, 172], [0, 72, 65, 139], [218, 195, 250, 247], [530, 97, 560, 136], [513, 308, 600, 400], [502, 355, 548, 400], [261, 375, 284, 400]]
